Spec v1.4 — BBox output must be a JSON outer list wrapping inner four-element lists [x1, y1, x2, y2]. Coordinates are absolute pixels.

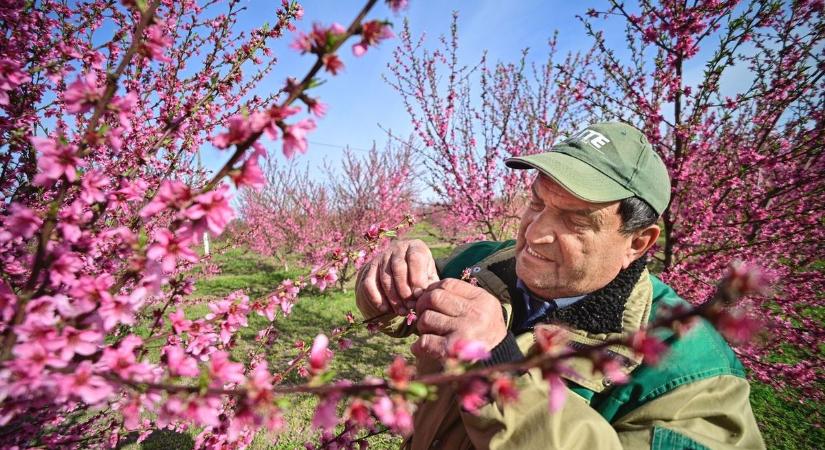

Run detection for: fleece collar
[[470, 247, 653, 393]]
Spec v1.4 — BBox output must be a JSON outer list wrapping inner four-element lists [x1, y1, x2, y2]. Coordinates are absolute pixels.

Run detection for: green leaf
[[405, 381, 430, 400], [306, 78, 327, 90], [318, 370, 337, 384]]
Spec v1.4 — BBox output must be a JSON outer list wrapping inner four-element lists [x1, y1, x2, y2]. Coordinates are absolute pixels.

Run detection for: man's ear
[[623, 225, 660, 268]]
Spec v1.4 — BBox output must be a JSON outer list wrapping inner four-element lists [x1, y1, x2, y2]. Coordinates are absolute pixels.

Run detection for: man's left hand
[[411, 278, 507, 361]]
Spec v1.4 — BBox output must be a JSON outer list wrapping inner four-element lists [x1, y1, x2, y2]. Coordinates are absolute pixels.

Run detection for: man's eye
[[568, 218, 590, 229]]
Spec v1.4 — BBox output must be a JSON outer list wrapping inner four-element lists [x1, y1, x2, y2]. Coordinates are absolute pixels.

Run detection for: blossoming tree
[[238, 140, 417, 287], [0, 0, 406, 447], [387, 14, 596, 242], [571, 0, 823, 399]]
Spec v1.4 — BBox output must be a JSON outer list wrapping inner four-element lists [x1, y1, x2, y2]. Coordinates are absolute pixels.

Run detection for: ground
[[122, 224, 823, 449]]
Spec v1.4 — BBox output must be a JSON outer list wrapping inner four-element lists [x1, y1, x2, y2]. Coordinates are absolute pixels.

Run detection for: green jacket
[[392, 241, 764, 450]]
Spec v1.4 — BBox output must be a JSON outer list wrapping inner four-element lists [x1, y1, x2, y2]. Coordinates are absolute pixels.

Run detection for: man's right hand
[[355, 239, 440, 320]]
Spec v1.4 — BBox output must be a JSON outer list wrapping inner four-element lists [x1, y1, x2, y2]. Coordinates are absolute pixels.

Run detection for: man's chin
[[515, 255, 557, 296]]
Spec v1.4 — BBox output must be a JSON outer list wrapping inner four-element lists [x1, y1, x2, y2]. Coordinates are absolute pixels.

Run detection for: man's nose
[[526, 220, 555, 245]]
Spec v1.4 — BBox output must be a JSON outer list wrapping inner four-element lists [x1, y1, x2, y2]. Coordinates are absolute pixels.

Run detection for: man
[[356, 122, 764, 449]]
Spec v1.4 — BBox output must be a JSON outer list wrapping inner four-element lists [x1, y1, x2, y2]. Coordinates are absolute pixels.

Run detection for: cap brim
[[506, 152, 633, 203]]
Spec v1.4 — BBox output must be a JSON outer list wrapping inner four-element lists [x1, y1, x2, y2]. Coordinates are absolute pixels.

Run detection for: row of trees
[[238, 141, 416, 287]]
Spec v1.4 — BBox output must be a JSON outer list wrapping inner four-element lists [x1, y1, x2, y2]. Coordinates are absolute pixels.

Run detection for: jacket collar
[[470, 246, 653, 393]]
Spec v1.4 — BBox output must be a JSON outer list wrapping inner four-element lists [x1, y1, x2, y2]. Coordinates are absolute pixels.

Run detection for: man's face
[[515, 175, 635, 298]]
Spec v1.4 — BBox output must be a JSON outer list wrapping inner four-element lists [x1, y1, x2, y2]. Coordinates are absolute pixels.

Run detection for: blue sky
[[200, 0, 612, 178]]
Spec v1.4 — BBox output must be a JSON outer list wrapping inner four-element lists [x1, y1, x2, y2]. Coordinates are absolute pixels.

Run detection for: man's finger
[[423, 277, 479, 297], [407, 244, 438, 297], [415, 287, 465, 317], [359, 262, 387, 314], [390, 253, 413, 301], [416, 309, 455, 335], [378, 253, 405, 314], [411, 334, 448, 360]]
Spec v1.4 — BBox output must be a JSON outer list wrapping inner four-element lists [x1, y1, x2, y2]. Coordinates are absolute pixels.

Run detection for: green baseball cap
[[505, 122, 671, 215]]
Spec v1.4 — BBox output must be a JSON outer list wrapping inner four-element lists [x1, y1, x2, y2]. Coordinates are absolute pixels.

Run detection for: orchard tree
[[572, 0, 823, 398], [0, 0, 409, 447], [387, 15, 595, 242], [239, 140, 417, 287], [238, 160, 330, 272]]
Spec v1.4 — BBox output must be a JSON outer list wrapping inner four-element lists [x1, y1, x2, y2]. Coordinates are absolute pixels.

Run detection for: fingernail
[[412, 288, 423, 297]]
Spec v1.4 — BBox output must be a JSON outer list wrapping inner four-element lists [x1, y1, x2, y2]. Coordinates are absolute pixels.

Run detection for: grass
[[123, 225, 822, 449]]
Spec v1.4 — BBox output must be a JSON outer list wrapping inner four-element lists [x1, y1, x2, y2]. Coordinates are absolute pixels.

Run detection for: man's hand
[[355, 239, 439, 320], [411, 278, 507, 361]]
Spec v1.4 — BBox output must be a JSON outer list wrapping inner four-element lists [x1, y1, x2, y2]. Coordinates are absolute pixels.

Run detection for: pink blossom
[[386, 0, 409, 13], [109, 92, 137, 128], [491, 376, 519, 404], [170, 308, 192, 334], [63, 73, 102, 114], [713, 309, 761, 344], [49, 251, 83, 287], [142, 25, 173, 63], [140, 180, 192, 218], [405, 309, 417, 325], [345, 399, 373, 427], [23, 296, 58, 326], [80, 170, 109, 204], [0, 58, 30, 106], [309, 266, 337, 291], [65, 274, 113, 317], [352, 21, 394, 57], [13, 341, 67, 372], [212, 114, 253, 149], [209, 351, 245, 385], [448, 339, 490, 363], [282, 118, 316, 158], [163, 344, 200, 377], [58, 200, 91, 242], [629, 331, 668, 365], [147, 228, 198, 272], [99, 294, 140, 330], [542, 370, 567, 413], [308, 333, 332, 374], [58, 361, 112, 404], [534, 326, 568, 355], [260, 104, 300, 140], [185, 184, 235, 235], [31, 136, 83, 185], [308, 100, 328, 118], [387, 356, 413, 389], [0, 281, 16, 323], [592, 353, 630, 385], [58, 326, 102, 360], [457, 377, 489, 413], [290, 32, 313, 53], [291, 22, 346, 55], [231, 155, 266, 190], [312, 392, 341, 430], [0, 203, 42, 242], [372, 396, 413, 435], [726, 260, 771, 297], [321, 53, 344, 75]]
